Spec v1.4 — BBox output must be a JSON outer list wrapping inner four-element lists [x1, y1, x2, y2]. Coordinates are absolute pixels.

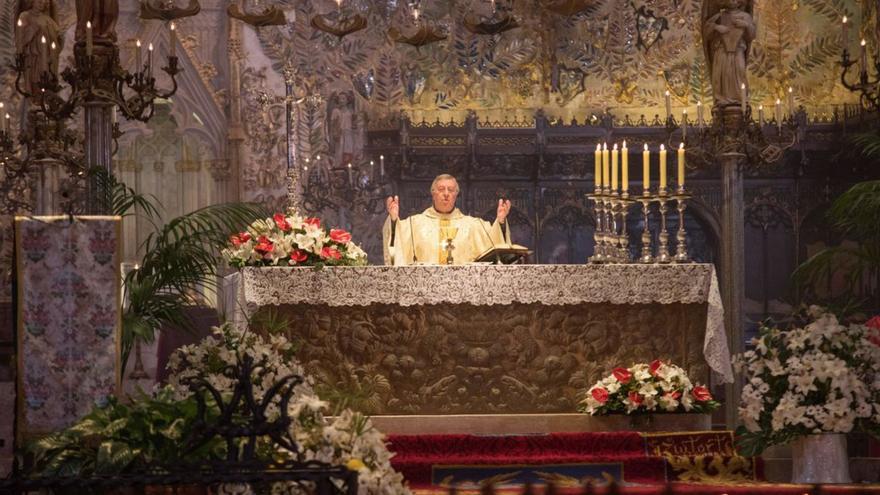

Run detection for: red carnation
[[330, 229, 352, 243], [273, 213, 291, 232], [591, 387, 609, 404], [692, 386, 713, 402], [321, 246, 341, 260], [649, 359, 663, 376], [628, 391, 643, 405], [290, 250, 308, 263], [254, 235, 274, 255], [612, 367, 632, 384], [304, 217, 321, 228]]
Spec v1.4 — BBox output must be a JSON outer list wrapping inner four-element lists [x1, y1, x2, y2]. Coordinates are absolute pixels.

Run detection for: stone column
[[716, 106, 746, 428], [80, 44, 118, 214]]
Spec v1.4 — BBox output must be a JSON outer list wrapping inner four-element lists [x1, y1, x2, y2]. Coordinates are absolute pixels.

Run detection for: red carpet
[[387, 432, 758, 488]]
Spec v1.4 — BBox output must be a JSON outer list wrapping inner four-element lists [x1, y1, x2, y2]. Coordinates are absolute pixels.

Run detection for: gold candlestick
[[656, 189, 672, 263]]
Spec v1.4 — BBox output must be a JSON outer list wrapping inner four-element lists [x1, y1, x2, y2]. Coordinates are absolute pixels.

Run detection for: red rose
[[628, 391, 643, 405], [304, 217, 321, 228], [273, 213, 291, 232], [649, 359, 663, 376], [612, 367, 632, 384], [321, 246, 341, 260], [692, 386, 713, 402], [254, 235, 274, 255], [591, 387, 609, 404], [290, 250, 308, 263], [330, 229, 352, 243]]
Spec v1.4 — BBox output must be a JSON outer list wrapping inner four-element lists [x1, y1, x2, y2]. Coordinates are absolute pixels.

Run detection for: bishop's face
[[431, 178, 459, 214]]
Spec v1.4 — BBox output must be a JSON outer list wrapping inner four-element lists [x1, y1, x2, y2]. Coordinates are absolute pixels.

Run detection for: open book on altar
[[474, 244, 532, 264]]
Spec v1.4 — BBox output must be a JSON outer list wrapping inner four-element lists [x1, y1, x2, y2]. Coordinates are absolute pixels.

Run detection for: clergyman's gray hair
[[430, 174, 459, 193]]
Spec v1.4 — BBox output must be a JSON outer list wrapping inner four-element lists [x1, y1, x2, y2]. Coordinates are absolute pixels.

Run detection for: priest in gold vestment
[[383, 174, 512, 265]]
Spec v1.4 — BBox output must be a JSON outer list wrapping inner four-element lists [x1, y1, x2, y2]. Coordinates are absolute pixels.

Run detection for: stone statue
[[326, 90, 357, 167], [75, 0, 118, 43], [15, 0, 62, 95], [701, 0, 755, 108]]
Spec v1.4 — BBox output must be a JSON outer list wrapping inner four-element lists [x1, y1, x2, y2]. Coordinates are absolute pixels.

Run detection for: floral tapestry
[[15, 216, 121, 441]]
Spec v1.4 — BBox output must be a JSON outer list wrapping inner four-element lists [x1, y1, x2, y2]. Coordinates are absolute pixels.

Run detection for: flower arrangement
[[167, 324, 409, 495], [734, 308, 880, 456], [223, 211, 368, 268], [578, 360, 719, 415]]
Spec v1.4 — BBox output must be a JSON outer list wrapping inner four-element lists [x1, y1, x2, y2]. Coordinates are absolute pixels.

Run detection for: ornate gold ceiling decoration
[[388, 25, 447, 48], [541, 0, 599, 16], [310, 12, 368, 38], [139, 0, 201, 22], [226, 4, 287, 27]]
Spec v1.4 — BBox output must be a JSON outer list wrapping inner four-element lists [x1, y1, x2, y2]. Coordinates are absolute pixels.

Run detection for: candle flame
[[862, 39, 867, 46], [380, 154, 384, 159], [644, 144, 648, 151], [137, 39, 141, 48], [0, 103, 4, 109], [679, 142, 684, 150], [40, 35, 46, 43], [370, 160, 374, 165], [17, 19, 22, 27], [612, 143, 618, 150], [596, 143, 601, 151], [622, 140, 627, 148], [413, 8, 419, 20], [759, 104, 763, 110], [843, 16, 848, 24], [603, 142, 607, 150], [347, 163, 352, 168], [86, 20, 92, 29], [665, 90, 670, 96], [788, 86, 793, 93], [50, 41, 56, 50], [660, 144, 665, 151], [741, 82, 746, 89], [776, 98, 781, 104], [316, 154, 321, 160], [171, 22, 176, 31], [149, 43, 154, 51]]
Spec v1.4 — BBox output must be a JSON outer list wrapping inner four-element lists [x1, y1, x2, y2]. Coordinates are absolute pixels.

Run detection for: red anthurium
[[290, 250, 308, 263], [612, 367, 632, 384], [304, 217, 321, 228], [665, 390, 682, 400], [628, 391, 643, 404], [867, 316, 880, 329], [591, 387, 609, 404], [649, 359, 663, 376], [273, 213, 291, 232], [330, 229, 352, 243], [254, 235, 274, 255], [321, 246, 342, 260], [692, 386, 713, 402]]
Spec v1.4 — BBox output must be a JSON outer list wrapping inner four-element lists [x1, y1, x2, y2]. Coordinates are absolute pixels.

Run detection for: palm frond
[[89, 167, 161, 220], [827, 180, 880, 241], [849, 132, 880, 161]]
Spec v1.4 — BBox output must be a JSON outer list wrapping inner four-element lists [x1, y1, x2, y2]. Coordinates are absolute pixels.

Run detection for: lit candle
[[413, 8, 419, 21], [602, 143, 609, 189], [621, 140, 629, 193], [303, 164, 309, 188], [136, 40, 142, 71], [659, 144, 667, 191], [111, 107, 117, 126], [40, 35, 47, 65], [0, 102, 5, 133], [775, 98, 783, 129], [170, 22, 177, 58], [642, 144, 650, 192], [611, 143, 619, 192], [682, 109, 687, 140], [697, 101, 704, 129], [758, 104, 764, 126], [677, 143, 685, 188], [148, 43, 154, 77], [860, 39, 868, 75], [740, 83, 747, 114], [787, 86, 794, 117], [3, 114, 9, 134], [86, 21, 93, 56], [379, 154, 385, 177], [370, 159, 375, 179], [842, 16, 849, 48], [664, 90, 672, 121], [347, 162, 353, 186], [594, 143, 601, 189]]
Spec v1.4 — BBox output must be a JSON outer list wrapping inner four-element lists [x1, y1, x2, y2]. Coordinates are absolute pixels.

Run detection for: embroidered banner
[[15, 216, 121, 441]]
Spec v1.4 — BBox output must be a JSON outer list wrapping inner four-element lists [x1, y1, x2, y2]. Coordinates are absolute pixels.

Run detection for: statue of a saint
[[15, 0, 62, 95], [383, 174, 513, 265], [75, 0, 118, 43], [326, 91, 359, 167], [701, 0, 755, 108]]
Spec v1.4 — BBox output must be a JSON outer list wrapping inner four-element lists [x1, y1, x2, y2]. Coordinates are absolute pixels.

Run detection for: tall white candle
[[758, 104, 764, 126], [136, 40, 142, 71], [697, 100, 704, 128], [594, 143, 601, 189], [842, 16, 849, 48], [611, 143, 619, 192], [775, 98, 783, 129], [787, 86, 795, 117], [379, 154, 385, 177], [621, 140, 629, 193], [602, 143, 609, 189], [0, 102, 5, 133], [86, 21, 93, 56], [170, 22, 177, 58], [148, 43, 154, 77], [677, 143, 685, 188], [664, 90, 672, 121], [860, 39, 868, 75], [642, 144, 650, 192], [740, 83, 747, 114], [659, 144, 667, 191], [682, 109, 687, 140]]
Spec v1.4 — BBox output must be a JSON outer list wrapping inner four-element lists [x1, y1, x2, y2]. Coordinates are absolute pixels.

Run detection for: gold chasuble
[[382, 207, 511, 265]]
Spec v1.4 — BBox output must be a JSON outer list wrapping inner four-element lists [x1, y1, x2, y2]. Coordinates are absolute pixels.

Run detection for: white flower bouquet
[[167, 324, 410, 495], [578, 360, 719, 415], [734, 308, 880, 456], [223, 211, 367, 268]]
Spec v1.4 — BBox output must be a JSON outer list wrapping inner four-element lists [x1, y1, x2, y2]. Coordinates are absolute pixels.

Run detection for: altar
[[225, 263, 731, 422]]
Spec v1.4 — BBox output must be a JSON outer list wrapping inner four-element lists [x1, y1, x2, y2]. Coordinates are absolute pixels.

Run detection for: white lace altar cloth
[[224, 263, 732, 383]]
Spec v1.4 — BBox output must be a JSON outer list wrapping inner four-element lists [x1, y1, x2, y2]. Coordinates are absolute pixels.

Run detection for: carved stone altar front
[[228, 264, 730, 416]]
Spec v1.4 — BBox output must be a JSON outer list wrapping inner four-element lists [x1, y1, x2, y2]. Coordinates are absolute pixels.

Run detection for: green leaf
[[95, 440, 138, 474]]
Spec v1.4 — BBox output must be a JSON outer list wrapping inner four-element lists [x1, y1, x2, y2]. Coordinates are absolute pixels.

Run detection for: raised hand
[[386, 195, 400, 221], [497, 198, 511, 224]]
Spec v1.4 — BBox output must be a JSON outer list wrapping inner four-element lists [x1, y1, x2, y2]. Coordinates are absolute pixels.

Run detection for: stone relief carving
[[262, 302, 710, 415]]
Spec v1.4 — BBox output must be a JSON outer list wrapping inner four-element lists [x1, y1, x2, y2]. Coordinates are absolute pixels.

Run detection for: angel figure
[[15, 0, 62, 95], [701, 0, 756, 108], [325, 90, 358, 167]]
